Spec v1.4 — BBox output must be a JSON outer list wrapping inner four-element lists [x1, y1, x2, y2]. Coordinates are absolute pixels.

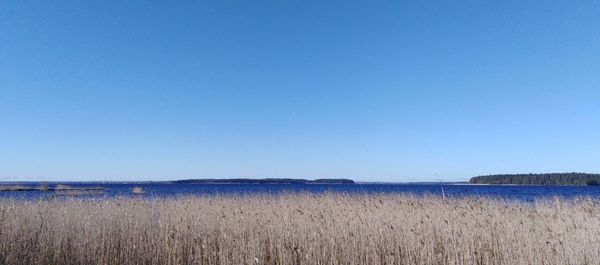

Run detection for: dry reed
[[0, 193, 599, 265]]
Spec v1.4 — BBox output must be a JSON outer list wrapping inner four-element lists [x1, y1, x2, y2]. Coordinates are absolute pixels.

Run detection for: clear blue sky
[[1, 1, 599, 182]]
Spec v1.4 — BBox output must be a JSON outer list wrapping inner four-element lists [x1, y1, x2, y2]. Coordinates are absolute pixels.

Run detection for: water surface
[[2, 182, 600, 201]]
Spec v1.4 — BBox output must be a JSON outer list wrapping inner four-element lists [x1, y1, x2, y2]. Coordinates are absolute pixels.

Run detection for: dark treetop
[[470, 173, 600, 186], [175, 178, 355, 184]]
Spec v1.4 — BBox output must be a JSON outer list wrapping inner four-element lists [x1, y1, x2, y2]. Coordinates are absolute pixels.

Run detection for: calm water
[[2, 182, 600, 201]]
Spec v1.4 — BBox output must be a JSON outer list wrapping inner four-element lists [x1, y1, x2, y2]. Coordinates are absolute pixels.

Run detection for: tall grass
[[1, 194, 599, 264]]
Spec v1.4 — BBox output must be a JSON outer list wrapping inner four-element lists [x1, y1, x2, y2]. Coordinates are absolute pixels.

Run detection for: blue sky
[[1, 1, 599, 182]]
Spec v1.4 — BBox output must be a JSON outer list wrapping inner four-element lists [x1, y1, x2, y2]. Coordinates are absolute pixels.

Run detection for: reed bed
[[1, 193, 599, 265]]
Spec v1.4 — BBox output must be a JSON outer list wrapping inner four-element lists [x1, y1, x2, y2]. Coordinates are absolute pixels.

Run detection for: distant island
[[470, 173, 600, 186], [175, 178, 355, 184]]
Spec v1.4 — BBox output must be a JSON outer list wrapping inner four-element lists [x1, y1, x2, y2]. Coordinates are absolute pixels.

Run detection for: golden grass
[[131, 187, 144, 194], [0, 194, 599, 264]]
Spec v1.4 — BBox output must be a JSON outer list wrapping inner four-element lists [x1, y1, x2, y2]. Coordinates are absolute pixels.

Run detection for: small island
[[470, 173, 600, 186], [175, 178, 355, 184]]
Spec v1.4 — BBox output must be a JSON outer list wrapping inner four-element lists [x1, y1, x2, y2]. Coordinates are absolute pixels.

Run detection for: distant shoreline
[[470, 173, 600, 186], [0, 178, 357, 187], [175, 178, 356, 184], [0, 184, 105, 192]]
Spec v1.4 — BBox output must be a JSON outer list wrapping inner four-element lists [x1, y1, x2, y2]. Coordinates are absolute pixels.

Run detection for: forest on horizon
[[470, 173, 600, 186]]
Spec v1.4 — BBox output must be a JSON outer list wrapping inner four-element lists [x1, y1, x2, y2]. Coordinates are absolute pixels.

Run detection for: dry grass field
[[1, 193, 599, 265]]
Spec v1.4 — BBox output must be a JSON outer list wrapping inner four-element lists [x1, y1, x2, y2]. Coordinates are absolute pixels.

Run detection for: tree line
[[470, 173, 600, 186]]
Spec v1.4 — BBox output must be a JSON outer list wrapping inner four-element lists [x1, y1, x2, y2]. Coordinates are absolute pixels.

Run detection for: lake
[[2, 182, 600, 201]]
